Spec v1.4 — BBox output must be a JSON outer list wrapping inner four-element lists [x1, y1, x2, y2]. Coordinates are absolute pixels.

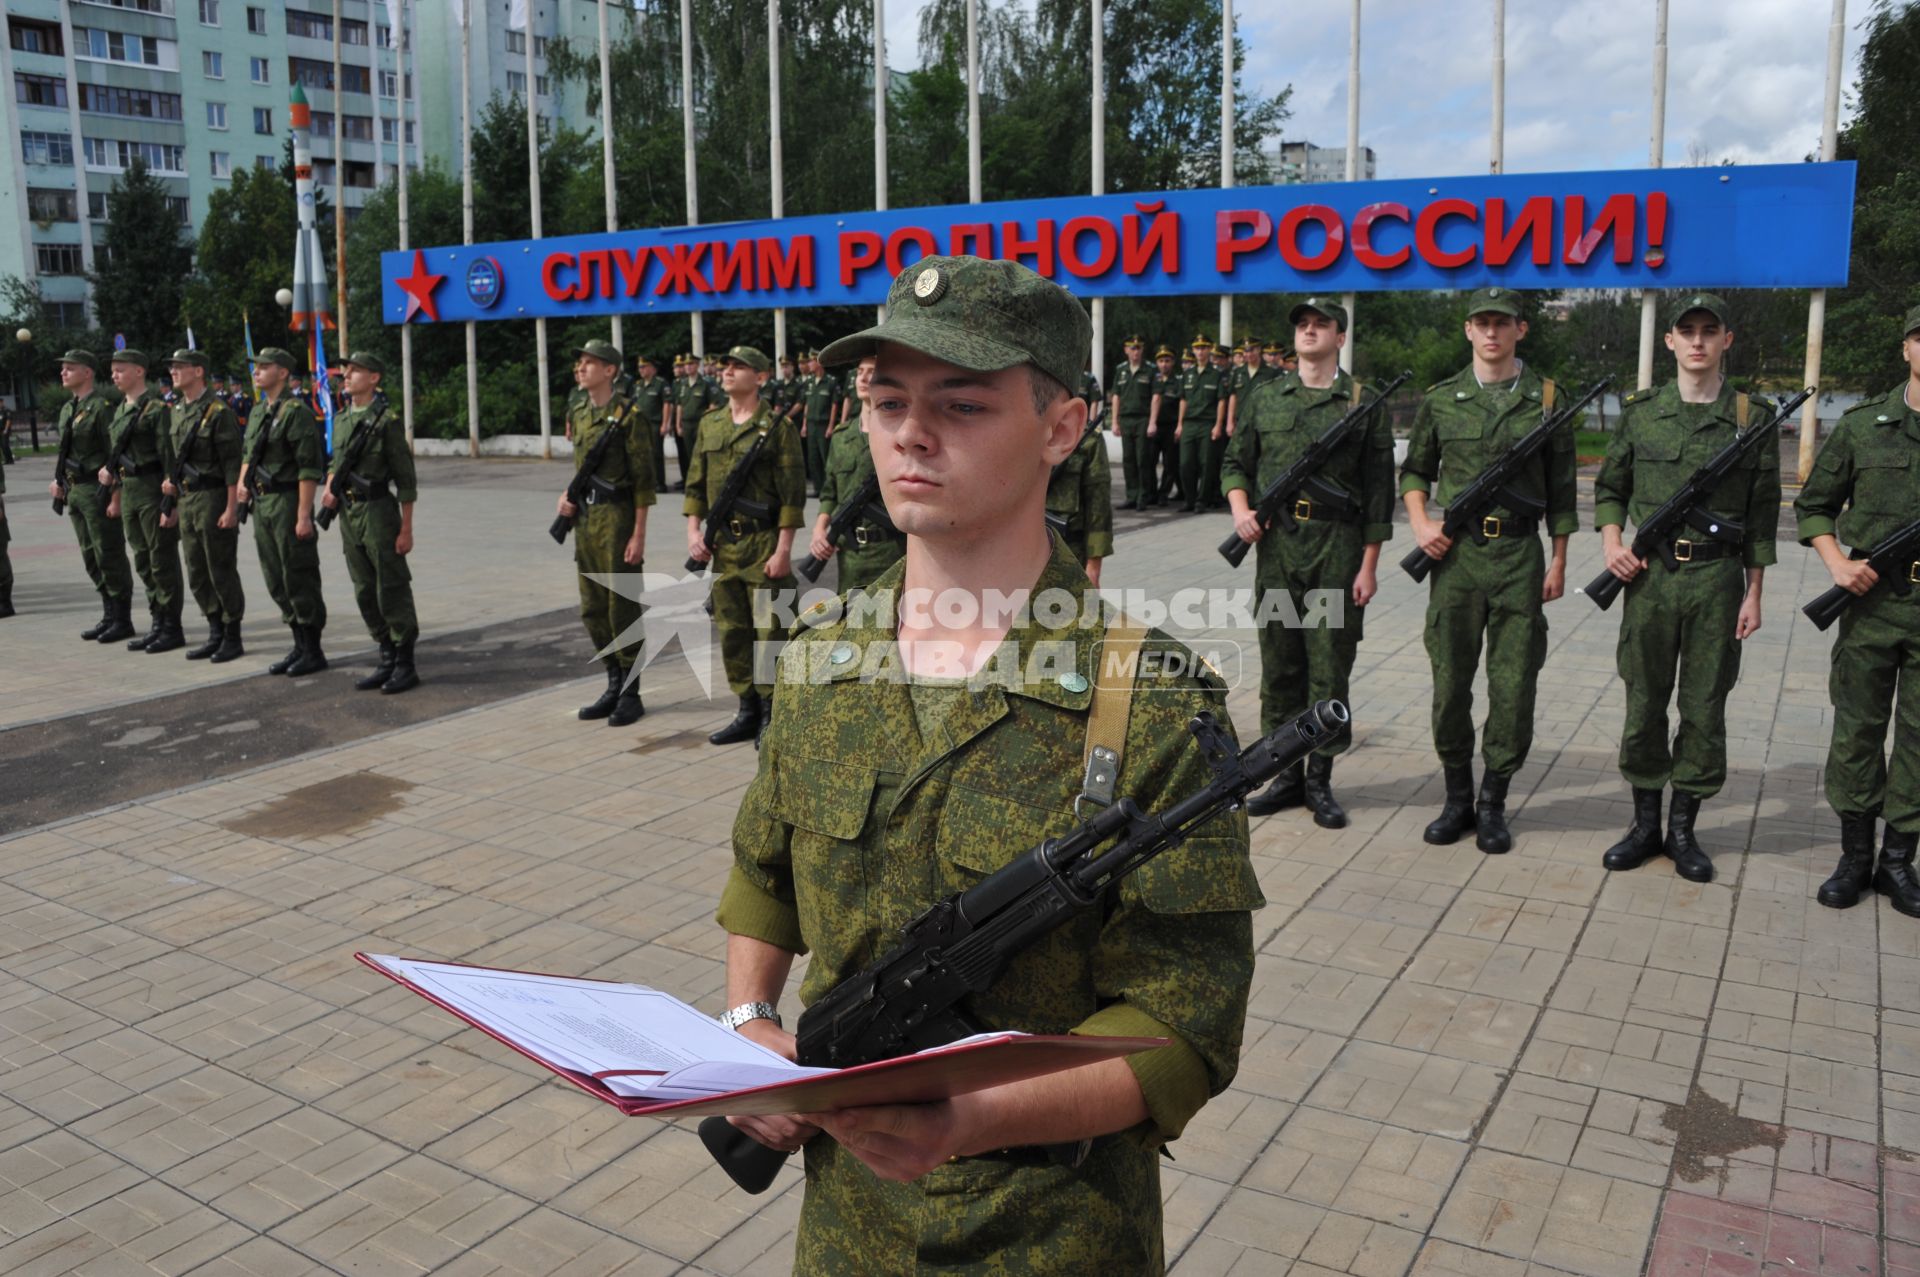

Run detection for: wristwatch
[[718, 1001, 782, 1031]]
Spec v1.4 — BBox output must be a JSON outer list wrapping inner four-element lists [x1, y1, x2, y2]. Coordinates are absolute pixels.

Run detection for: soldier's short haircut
[[1026, 366, 1069, 416]]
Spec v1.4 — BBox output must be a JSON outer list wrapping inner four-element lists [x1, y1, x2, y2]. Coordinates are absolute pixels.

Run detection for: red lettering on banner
[[711, 240, 756, 291], [885, 227, 938, 276], [757, 236, 814, 289], [656, 241, 713, 295], [542, 253, 577, 301], [1123, 202, 1180, 274], [1351, 202, 1411, 270], [1564, 194, 1636, 265], [1276, 205, 1345, 272], [840, 231, 884, 286], [610, 246, 650, 296], [1484, 197, 1554, 267], [1060, 217, 1119, 277], [1002, 220, 1056, 276], [949, 223, 993, 257], [1414, 199, 1479, 269], [1216, 210, 1273, 272], [579, 250, 617, 298]]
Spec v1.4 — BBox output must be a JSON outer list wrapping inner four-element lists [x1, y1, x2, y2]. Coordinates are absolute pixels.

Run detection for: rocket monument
[[288, 84, 334, 333]]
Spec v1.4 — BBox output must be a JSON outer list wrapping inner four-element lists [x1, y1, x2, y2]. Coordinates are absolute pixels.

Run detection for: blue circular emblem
[[465, 256, 504, 310]]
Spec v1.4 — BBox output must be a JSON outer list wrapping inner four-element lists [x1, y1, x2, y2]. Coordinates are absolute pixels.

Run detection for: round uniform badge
[[912, 267, 947, 306]]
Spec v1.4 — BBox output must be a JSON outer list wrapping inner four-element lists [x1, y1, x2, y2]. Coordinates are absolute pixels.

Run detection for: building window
[[535, 36, 547, 56], [506, 31, 525, 55], [379, 118, 415, 145], [536, 75, 550, 97], [14, 72, 68, 108], [210, 150, 231, 179], [249, 56, 269, 84], [344, 160, 375, 189], [45, 300, 87, 327], [312, 159, 335, 186], [36, 244, 86, 276], [207, 102, 227, 129], [255, 154, 274, 169], [309, 110, 333, 138], [165, 195, 191, 225], [341, 65, 370, 94], [74, 28, 175, 69], [84, 137, 187, 173], [27, 188, 79, 223], [286, 9, 331, 41], [9, 18, 65, 56], [199, 0, 219, 23], [506, 70, 526, 95], [379, 69, 397, 98], [21, 131, 74, 166], [253, 106, 272, 133], [203, 49, 223, 77], [78, 84, 183, 121], [88, 190, 109, 221], [246, 6, 266, 35], [341, 18, 368, 46], [341, 114, 372, 141], [290, 57, 368, 95], [80, 0, 168, 14]]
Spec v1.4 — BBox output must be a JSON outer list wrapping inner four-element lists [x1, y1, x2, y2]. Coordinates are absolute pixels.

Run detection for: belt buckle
[[1293, 498, 1314, 522], [1673, 540, 1694, 563], [584, 486, 599, 507], [727, 517, 746, 538], [1482, 516, 1503, 539], [853, 527, 871, 548], [1909, 561, 1920, 585]]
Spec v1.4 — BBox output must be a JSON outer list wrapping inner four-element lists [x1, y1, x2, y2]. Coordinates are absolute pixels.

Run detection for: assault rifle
[[794, 471, 892, 582], [1585, 387, 1812, 610], [686, 428, 772, 574], [50, 413, 74, 516], [315, 406, 386, 533], [1218, 370, 1412, 568], [1802, 515, 1920, 632], [698, 698, 1351, 1194], [549, 402, 629, 545], [234, 400, 284, 527], [1400, 377, 1611, 583]]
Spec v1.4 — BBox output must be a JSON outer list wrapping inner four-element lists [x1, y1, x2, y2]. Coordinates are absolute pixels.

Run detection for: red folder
[[356, 952, 1166, 1118]]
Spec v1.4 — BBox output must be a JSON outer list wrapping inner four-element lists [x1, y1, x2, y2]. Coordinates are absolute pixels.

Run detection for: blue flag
[[311, 326, 336, 452]]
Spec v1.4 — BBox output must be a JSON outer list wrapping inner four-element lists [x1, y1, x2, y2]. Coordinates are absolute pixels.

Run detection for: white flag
[[186, 325, 197, 350], [385, 0, 402, 46], [508, 0, 527, 31]]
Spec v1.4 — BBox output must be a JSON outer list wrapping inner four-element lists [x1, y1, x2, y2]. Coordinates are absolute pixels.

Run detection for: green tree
[[89, 158, 191, 357]]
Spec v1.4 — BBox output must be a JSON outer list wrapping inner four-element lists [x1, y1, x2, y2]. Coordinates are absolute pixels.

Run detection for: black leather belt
[[117, 462, 161, 478], [1291, 497, 1356, 525], [185, 476, 225, 492], [1476, 514, 1539, 539], [344, 480, 393, 505], [66, 471, 101, 487], [582, 484, 631, 507], [253, 474, 297, 494], [851, 523, 903, 547], [1667, 538, 1740, 563]]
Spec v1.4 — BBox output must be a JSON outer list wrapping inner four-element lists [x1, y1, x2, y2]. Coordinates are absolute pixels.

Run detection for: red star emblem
[[395, 250, 446, 323]]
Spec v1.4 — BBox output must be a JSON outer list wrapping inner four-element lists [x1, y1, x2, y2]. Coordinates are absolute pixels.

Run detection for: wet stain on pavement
[[221, 772, 414, 839], [630, 727, 713, 756], [1662, 1084, 1786, 1187]]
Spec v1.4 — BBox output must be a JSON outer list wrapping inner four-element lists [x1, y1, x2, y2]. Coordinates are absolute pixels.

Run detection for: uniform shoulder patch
[[1623, 387, 1654, 406]]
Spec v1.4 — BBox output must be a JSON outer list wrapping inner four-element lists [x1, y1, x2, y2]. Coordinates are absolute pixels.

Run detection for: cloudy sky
[[883, 0, 1865, 179]]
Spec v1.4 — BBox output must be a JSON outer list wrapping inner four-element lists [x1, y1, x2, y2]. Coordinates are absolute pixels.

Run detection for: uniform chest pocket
[[1854, 449, 1912, 514], [933, 791, 1072, 893], [1437, 415, 1487, 443], [1631, 439, 1682, 464], [770, 763, 879, 850]]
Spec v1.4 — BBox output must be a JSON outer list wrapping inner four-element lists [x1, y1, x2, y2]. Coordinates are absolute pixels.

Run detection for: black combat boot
[[355, 642, 396, 690], [185, 616, 224, 660], [1475, 771, 1514, 855], [607, 672, 645, 726], [0, 582, 13, 618], [209, 617, 245, 664], [1603, 788, 1664, 871], [1247, 762, 1305, 817], [127, 604, 159, 651], [1875, 826, 1920, 918], [268, 625, 302, 675], [285, 624, 328, 676], [80, 595, 112, 641], [754, 694, 774, 750], [145, 604, 184, 654], [709, 692, 762, 745], [1423, 764, 1477, 845], [1663, 791, 1713, 883], [95, 595, 135, 644], [578, 659, 622, 720], [1817, 812, 1878, 910], [381, 640, 419, 694], [1303, 754, 1348, 829]]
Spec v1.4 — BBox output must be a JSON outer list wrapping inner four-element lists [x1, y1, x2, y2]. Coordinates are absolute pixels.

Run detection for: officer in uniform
[[1794, 303, 1920, 916], [562, 340, 652, 726], [239, 347, 329, 677], [632, 353, 675, 495], [161, 350, 246, 662], [47, 351, 137, 642], [1147, 344, 1181, 507], [1046, 403, 1115, 584], [1594, 293, 1778, 883], [326, 352, 421, 695], [1224, 336, 1256, 438], [1205, 344, 1236, 505], [1401, 288, 1579, 853], [1175, 337, 1223, 513], [773, 354, 805, 440], [1224, 298, 1394, 826], [1110, 336, 1155, 510], [673, 354, 712, 492], [810, 355, 904, 595], [714, 255, 1260, 1273], [802, 350, 839, 499], [102, 350, 185, 653]]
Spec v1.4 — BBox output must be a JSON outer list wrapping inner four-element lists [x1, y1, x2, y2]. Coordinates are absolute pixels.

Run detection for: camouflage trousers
[[1423, 532, 1549, 776], [574, 501, 642, 670], [1253, 520, 1364, 751], [179, 490, 244, 623], [1118, 414, 1150, 504], [341, 497, 418, 646], [795, 1134, 1166, 1275], [711, 528, 794, 697], [1616, 556, 1746, 797], [67, 482, 132, 600], [1824, 583, 1920, 832], [121, 477, 182, 613], [250, 490, 326, 627]]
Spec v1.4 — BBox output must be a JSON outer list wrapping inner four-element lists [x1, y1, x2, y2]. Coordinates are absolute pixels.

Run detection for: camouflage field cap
[[1289, 296, 1350, 332], [59, 349, 99, 373], [1668, 292, 1731, 329], [573, 339, 623, 367], [109, 348, 150, 369], [1465, 286, 1523, 319], [342, 350, 386, 375], [1904, 304, 1920, 339], [722, 345, 770, 373], [167, 349, 210, 370], [256, 345, 299, 372], [818, 255, 1092, 393]]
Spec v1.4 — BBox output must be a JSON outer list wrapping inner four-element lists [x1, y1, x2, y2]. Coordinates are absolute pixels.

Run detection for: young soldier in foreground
[[103, 350, 186, 652], [561, 340, 652, 726], [808, 355, 904, 594], [326, 353, 421, 694], [1402, 288, 1578, 853], [239, 347, 329, 677], [160, 350, 246, 662], [1594, 294, 1778, 883], [1794, 304, 1920, 916], [714, 255, 1259, 1273], [50, 350, 137, 643], [1225, 298, 1394, 826]]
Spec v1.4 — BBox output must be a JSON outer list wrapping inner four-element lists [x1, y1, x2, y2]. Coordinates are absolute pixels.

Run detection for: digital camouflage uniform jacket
[[1220, 370, 1397, 545], [1045, 425, 1114, 565], [717, 539, 1261, 1274], [1399, 364, 1580, 534]]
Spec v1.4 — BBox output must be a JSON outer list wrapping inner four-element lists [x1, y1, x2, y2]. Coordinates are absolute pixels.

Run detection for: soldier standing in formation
[[103, 350, 186, 653], [161, 350, 245, 662], [1225, 298, 1394, 826], [49, 351, 136, 643], [1148, 343, 1181, 506], [1205, 344, 1236, 506], [801, 350, 838, 500], [632, 354, 674, 496], [0, 404, 11, 618], [1175, 336, 1223, 513], [1109, 335, 1154, 510], [239, 347, 330, 677], [672, 354, 712, 493], [562, 340, 652, 727], [1594, 294, 1778, 884], [1795, 304, 1920, 916], [1401, 288, 1579, 854], [809, 354, 904, 595], [327, 352, 421, 695], [686, 346, 805, 746]]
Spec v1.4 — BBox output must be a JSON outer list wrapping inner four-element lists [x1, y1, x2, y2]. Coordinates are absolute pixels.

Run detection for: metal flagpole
[[680, 0, 702, 357], [874, 0, 888, 323], [1090, 0, 1103, 392], [524, 1, 552, 460], [1799, 0, 1846, 481], [461, 0, 478, 457], [332, 0, 348, 354], [1340, 0, 1359, 373], [1637, 0, 1668, 391], [598, 0, 621, 352], [1218, 0, 1232, 351], [967, 0, 981, 203], [398, 0, 413, 445], [1490, 0, 1504, 174], [770, 0, 786, 363]]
